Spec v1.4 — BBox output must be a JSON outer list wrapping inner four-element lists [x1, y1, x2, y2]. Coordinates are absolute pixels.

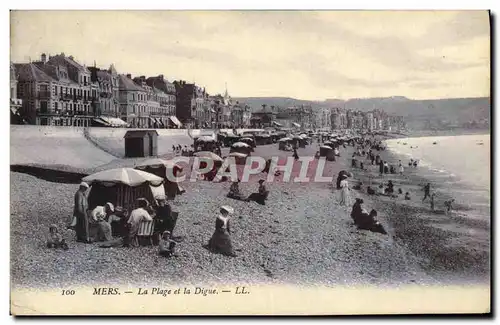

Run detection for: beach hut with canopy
[[134, 158, 185, 200], [278, 137, 293, 151], [239, 136, 256, 148], [82, 168, 164, 211], [193, 151, 224, 181], [230, 142, 253, 155], [194, 135, 217, 152]]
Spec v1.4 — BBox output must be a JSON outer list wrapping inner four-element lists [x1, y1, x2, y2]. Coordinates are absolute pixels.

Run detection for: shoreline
[[344, 140, 490, 283]]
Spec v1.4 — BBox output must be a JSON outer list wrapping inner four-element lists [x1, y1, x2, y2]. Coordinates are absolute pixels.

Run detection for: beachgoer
[[293, 148, 299, 160], [367, 186, 376, 195], [430, 193, 436, 211], [351, 155, 357, 168], [334, 147, 340, 156], [375, 155, 381, 165], [154, 195, 176, 236], [158, 230, 176, 258], [247, 180, 268, 205], [125, 198, 153, 247], [353, 181, 363, 191], [409, 159, 413, 167], [444, 199, 455, 215], [385, 180, 394, 195], [46, 224, 68, 250], [336, 170, 349, 189], [384, 162, 389, 174], [378, 184, 384, 195], [73, 182, 91, 243], [208, 206, 236, 257], [405, 192, 411, 200], [399, 163, 404, 175], [379, 160, 384, 175], [350, 200, 387, 235], [108, 206, 128, 238], [339, 174, 350, 206], [413, 160, 418, 168], [90, 202, 114, 242], [360, 161, 364, 170], [422, 183, 431, 201], [228, 179, 245, 200]]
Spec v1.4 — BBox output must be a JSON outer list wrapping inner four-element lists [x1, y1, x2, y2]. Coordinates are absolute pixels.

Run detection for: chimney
[[41, 53, 47, 63], [159, 74, 163, 79], [126, 74, 132, 79]]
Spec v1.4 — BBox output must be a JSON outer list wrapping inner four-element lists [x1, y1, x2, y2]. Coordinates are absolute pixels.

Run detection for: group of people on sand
[[49, 181, 241, 258], [227, 179, 270, 206], [421, 182, 455, 215]]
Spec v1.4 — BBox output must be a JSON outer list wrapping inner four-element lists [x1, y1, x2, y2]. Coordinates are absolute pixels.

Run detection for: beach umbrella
[[194, 151, 223, 162], [82, 168, 163, 187], [232, 142, 251, 148], [292, 135, 302, 139], [228, 152, 248, 158], [240, 137, 254, 141], [320, 145, 332, 149], [278, 137, 292, 142], [135, 158, 182, 170], [196, 135, 216, 142]]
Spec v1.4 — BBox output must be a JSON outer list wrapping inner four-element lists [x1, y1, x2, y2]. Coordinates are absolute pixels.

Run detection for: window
[[40, 101, 48, 113], [54, 102, 58, 111]]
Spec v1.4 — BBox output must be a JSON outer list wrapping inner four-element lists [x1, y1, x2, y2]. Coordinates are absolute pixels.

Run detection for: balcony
[[38, 91, 51, 99], [61, 93, 73, 101], [10, 98, 22, 106]]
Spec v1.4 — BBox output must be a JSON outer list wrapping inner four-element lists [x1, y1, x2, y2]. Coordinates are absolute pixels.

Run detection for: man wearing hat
[[73, 182, 90, 243], [246, 179, 269, 205]]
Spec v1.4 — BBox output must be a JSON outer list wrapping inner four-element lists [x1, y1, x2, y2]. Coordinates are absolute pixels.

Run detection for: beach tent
[[134, 158, 185, 200], [319, 145, 333, 157], [239, 137, 257, 148], [226, 152, 248, 165], [194, 151, 223, 162], [230, 142, 252, 155], [82, 168, 164, 211]]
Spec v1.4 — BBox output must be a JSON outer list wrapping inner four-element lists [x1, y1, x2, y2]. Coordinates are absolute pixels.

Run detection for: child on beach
[[430, 193, 436, 211], [444, 199, 455, 215], [422, 183, 431, 201], [405, 192, 411, 200], [46, 224, 69, 250]]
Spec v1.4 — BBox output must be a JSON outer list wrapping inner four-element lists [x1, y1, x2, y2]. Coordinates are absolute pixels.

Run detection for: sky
[[10, 10, 490, 101]]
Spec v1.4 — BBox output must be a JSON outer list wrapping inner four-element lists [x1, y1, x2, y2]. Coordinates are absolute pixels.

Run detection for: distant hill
[[233, 96, 490, 130]]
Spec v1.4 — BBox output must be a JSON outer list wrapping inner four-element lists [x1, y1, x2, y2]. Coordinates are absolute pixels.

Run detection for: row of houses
[[250, 105, 406, 131], [10, 52, 404, 131], [10, 53, 252, 129]]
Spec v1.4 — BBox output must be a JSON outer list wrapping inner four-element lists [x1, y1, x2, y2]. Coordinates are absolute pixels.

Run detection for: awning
[[169, 116, 182, 127], [101, 116, 128, 127], [292, 122, 301, 128], [93, 118, 111, 126], [272, 121, 283, 127]]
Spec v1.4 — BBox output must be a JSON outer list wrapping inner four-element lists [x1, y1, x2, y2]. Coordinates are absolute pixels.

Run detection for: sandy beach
[[10, 131, 490, 289]]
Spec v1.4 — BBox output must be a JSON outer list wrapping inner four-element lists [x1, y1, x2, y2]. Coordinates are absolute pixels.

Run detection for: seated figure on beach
[[366, 186, 376, 195], [107, 206, 129, 238], [46, 224, 69, 250], [90, 202, 115, 242], [246, 180, 269, 205], [207, 206, 237, 257], [124, 198, 153, 247], [350, 200, 387, 235], [158, 230, 177, 258], [405, 192, 411, 200], [352, 181, 363, 191], [227, 179, 245, 201], [336, 170, 349, 189], [385, 180, 394, 195]]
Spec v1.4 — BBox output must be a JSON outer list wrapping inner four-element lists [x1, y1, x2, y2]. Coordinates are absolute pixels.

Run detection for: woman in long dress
[[208, 206, 236, 257], [339, 175, 350, 206]]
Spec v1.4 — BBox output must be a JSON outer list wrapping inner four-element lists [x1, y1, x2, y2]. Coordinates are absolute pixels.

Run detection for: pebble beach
[[10, 131, 490, 289]]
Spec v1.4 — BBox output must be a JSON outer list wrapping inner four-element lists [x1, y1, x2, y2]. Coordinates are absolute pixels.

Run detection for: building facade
[[119, 74, 148, 128], [10, 63, 22, 120], [88, 64, 120, 118]]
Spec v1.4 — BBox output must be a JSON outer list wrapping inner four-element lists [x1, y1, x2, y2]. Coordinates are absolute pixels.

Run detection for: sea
[[385, 133, 491, 218]]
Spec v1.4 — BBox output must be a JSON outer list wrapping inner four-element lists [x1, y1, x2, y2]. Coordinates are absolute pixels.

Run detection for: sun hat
[[220, 205, 234, 214], [105, 202, 114, 212], [80, 182, 89, 188]]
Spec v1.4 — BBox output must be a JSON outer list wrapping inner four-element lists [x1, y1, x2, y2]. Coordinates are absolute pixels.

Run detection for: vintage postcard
[[9, 10, 490, 315]]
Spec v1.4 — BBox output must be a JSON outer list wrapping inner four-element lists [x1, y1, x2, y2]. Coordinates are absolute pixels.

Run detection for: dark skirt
[[208, 229, 234, 256]]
